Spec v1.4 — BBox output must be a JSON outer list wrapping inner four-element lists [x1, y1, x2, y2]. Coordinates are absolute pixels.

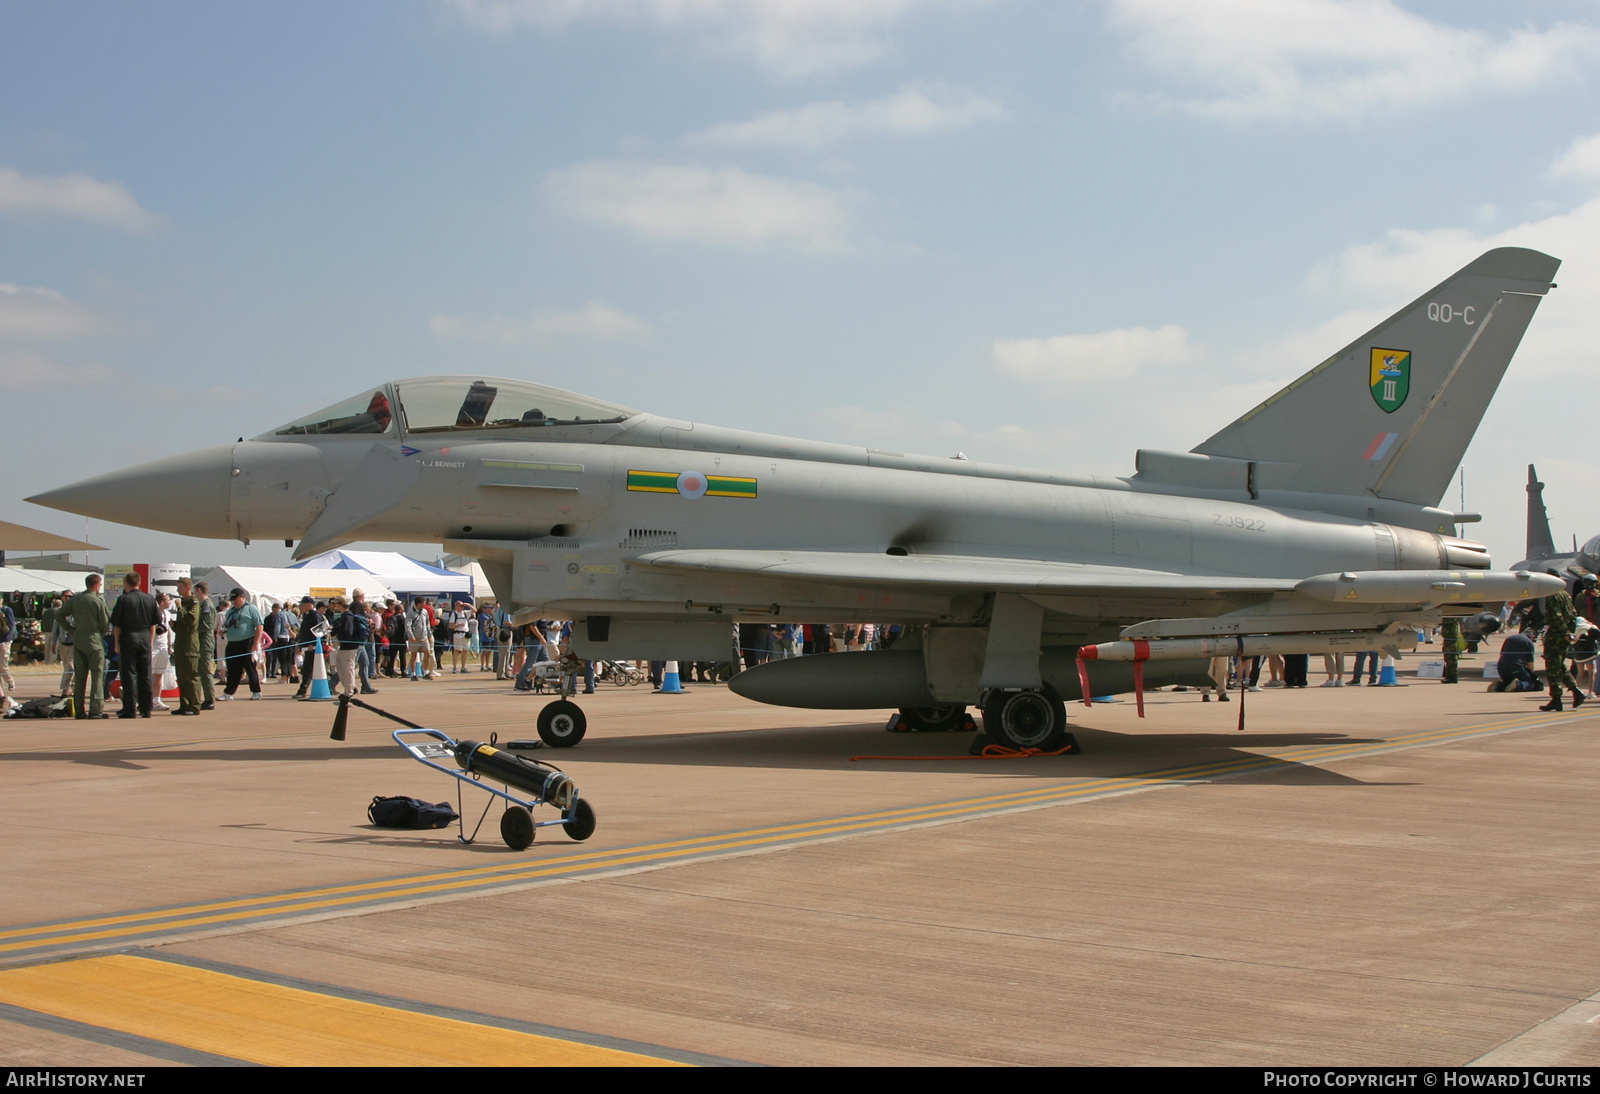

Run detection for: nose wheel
[[537, 699, 586, 747], [535, 665, 589, 747]]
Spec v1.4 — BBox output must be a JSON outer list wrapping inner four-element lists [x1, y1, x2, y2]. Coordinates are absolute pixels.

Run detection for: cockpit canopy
[[270, 378, 637, 438]]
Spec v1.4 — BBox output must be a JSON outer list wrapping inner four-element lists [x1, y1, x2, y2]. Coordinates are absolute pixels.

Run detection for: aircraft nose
[[27, 444, 236, 539]]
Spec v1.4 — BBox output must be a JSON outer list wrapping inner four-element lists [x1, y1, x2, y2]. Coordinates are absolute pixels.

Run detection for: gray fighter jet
[[30, 247, 1566, 749], [1513, 463, 1600, 580]]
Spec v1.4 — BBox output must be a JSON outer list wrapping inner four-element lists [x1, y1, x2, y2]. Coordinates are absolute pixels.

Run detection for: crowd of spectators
[[7, 571, 1600, 714]]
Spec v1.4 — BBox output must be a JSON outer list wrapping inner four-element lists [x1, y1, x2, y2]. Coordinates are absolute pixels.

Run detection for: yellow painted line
[[0, 707, 747, 756], [0, 955, 681, 1067], [1, 708, 1585, 958]]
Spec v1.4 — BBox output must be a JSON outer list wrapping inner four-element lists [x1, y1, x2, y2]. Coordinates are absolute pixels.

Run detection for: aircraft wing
[[634, 549, 1297, 597]]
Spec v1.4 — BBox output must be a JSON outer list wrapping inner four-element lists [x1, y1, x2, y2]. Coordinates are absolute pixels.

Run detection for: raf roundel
[[677, 470, 709, 499]]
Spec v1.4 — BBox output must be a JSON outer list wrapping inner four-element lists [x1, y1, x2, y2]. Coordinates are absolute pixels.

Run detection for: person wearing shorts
[[448, 599, 473, 673], [405, 597, 434, 679]]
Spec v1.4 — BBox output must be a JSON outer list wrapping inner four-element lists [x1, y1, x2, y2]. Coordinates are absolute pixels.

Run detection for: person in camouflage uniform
[[1441, 617, 1462, 684], [1540, 589, 1587, 712], [172, 576, 203, 715], [195, 580, 218, 709]]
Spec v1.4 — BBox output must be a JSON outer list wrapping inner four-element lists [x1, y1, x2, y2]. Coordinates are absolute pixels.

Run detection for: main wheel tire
[[537, 700, 587, 747], [500, 806, 535, 850], [563, 798, 597, 841], [897, 704, 969, 732], [982, 686, 1068, 751]]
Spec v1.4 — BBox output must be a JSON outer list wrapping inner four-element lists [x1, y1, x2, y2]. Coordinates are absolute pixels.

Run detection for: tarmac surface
[[1, 646, 1597, 1066]]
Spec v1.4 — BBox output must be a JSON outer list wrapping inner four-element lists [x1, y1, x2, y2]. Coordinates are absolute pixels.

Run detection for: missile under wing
[[29, 248, 1566, 750]]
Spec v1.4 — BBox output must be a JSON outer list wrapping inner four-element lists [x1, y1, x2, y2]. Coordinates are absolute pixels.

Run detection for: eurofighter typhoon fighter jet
[[31, 248, 1566, 749]]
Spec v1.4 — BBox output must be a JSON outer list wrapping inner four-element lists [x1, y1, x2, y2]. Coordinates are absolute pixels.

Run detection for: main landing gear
[[982, 685, 1071, 751], [891, 704, 972, 732]]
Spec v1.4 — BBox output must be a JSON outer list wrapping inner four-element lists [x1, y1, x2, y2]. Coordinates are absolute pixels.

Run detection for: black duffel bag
[[367, 795, 459, 829]]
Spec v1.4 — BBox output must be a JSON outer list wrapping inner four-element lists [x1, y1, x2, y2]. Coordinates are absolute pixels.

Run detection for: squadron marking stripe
[[0, 709, 1585, 960], [626, 470, 680, 493], [704, 476, 757, 498], [627, 470, 758, 498], [0, 955, 684, 1067]]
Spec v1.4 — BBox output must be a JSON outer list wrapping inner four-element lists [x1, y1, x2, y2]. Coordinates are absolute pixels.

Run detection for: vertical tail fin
[[1194, 248, 1559, 507], [1526, 464, 1557, 562]]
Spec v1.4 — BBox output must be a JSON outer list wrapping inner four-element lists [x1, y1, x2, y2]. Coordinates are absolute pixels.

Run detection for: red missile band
[[1079, 639, 1149, 661]]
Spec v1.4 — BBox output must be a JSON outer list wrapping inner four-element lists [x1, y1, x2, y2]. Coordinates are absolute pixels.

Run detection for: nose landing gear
[[537, 699, 587, 747]]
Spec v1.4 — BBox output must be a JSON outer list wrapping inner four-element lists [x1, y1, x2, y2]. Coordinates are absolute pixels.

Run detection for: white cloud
[[991, 324, 1194, 383], [1309, 197, 1600, 564], [447, 0, 958, 76], [1107, 0, 1600, 124], [1311, 192, 1600, 382], [0, 166, 158, 231], [686, 83, 1006, 148], [430, 301, 654, 344], [1550, 132, 1600, 181], [542, 159, 854, 251], [0, 284, 105, 340], [0, 346, 116, 391]]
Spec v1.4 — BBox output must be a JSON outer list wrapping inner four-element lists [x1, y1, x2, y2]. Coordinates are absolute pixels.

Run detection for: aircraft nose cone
[[28, 444, 236, 539]]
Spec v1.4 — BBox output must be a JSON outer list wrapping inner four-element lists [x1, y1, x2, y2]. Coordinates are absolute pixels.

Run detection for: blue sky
[[5, 0, 1600, 568]]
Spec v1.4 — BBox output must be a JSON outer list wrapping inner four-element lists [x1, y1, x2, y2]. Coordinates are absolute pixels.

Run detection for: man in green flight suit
[[69, 573, 111, 719], [195, 580, 218, 710], [39, 599, 57, 662], [172, 576, 203, 716], [1540, 589, 1587, 712]]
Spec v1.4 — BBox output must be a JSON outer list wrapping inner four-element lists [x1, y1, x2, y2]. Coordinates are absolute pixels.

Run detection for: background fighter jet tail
[[1525, 464, 1557, 563], [1191, 247, 1559, 509]]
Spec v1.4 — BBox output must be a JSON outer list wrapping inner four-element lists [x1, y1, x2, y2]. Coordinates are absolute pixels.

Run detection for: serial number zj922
[[1214, 514, 1267, 532]]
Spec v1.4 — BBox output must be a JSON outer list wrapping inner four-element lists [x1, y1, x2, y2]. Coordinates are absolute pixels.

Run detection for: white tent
[[202, 566, 397, 615], [447, 560, 494, 600], [290, 550, 472, 599], [0, 568, 84, 594]]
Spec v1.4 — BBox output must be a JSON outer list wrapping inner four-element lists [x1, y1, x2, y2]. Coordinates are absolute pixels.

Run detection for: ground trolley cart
[[331, 694, 596, 850]]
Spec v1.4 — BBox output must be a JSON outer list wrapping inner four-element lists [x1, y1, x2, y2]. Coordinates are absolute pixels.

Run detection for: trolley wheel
[[500, 806, 535, 850], [563, 798, 597, 841], [537, 699, 587, 747]]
